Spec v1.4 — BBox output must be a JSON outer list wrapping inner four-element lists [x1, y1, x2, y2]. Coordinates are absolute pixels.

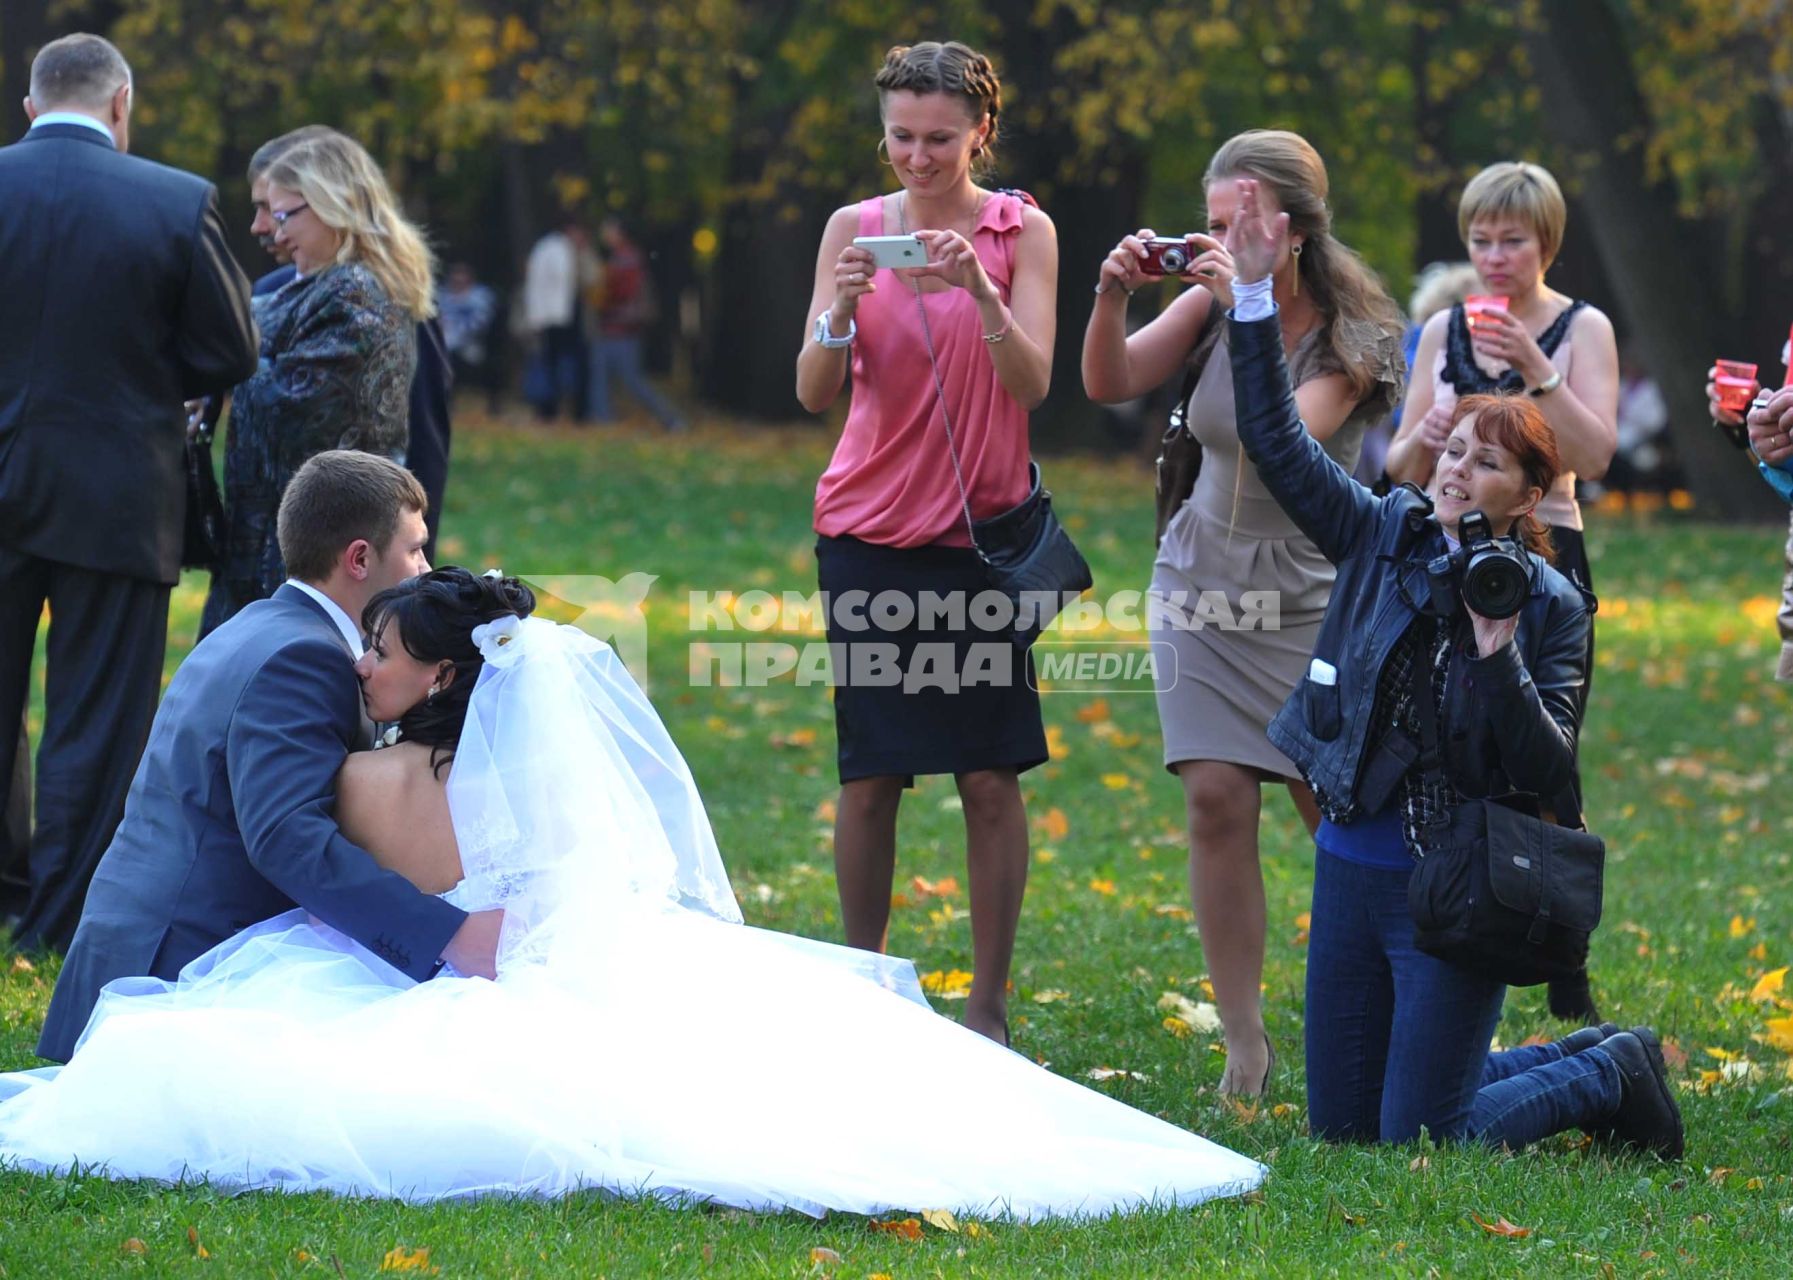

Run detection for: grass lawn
[[4, 411, 1792, 1276]]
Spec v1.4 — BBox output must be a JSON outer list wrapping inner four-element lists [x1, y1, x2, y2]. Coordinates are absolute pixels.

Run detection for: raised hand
[[1096, 227, 1158, 297], [1223, 177, 1288, 287], [831, 243, 878, 319], [911, 228, 996, 301]]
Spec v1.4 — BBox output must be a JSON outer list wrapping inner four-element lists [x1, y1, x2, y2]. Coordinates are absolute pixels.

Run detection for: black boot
[[1548, 968, 1600, 1023], [1557, 1021, 1622, 1055], [1594, 1030, 1684, 1159]]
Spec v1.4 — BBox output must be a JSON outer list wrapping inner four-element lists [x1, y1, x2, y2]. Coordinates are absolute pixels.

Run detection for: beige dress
[[1150, 330, 1399, 776]]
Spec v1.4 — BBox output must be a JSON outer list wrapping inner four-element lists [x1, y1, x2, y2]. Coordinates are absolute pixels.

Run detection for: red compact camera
[[1139, 236, 1199, 277]]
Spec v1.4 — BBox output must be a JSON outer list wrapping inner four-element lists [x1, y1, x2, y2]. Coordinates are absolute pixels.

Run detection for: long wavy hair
[[1448, 394, 1560, 562], [1205, 130, 1404, 402], [265, 132, 437, 320], [362, 568, 538, 776]]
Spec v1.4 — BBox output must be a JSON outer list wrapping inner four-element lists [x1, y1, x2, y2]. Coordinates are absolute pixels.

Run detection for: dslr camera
[[1431, 510, 1530, 620], [1139, 236, 1198, 276]]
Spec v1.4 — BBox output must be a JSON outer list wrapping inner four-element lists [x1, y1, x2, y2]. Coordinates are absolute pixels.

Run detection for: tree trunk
[[1525, 0, 1781, 520]]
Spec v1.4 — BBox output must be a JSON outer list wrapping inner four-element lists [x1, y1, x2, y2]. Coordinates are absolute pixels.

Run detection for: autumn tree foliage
[[0, 0, 1787, 512]]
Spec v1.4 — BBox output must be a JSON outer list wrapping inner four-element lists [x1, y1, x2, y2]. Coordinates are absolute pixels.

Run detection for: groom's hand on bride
[[442, 908, 505, 979]]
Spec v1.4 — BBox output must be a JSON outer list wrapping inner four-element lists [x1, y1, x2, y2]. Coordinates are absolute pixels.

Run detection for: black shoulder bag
[[1153, 300, 1225, 547], [904, 199, 1091, 649], [1404, 616, 1605, 986], [182, 418, 227, 571]]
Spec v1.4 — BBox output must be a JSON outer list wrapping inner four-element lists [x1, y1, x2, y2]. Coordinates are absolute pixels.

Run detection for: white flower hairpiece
[[471, 614, 525, 666]]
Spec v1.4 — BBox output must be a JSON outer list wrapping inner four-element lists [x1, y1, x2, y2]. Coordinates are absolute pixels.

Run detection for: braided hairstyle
[[874, 41, 1003, 175], [361, 567, 537, 776]]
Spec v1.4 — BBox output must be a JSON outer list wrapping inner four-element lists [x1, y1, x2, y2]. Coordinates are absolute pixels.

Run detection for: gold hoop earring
[[876, 137, 891, 166], [1290, 242, 1302, 297]]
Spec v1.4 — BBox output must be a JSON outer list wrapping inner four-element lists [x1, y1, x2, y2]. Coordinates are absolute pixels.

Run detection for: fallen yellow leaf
[[810, 1246, 842, 1265], [910, 875, 960, 898], [869, 1217, 923, 1241], [121, 1239, 148, 1257], [1750, 968, 1788, 1003], [966, 1222, 990, 1239], [1031, 989, 1071, 1004], [1100, 772, 1132, 790], [380, 1246, 438, 1273], [1162, 1015, 1193, 1038], [187, 1227, 210, 1261], [1730, 915, 1756, 939], [1471, 1212, 1531, 1239], [1039, 807, 1070, 840], [921, 1208, 960, 1233], [1089, 878, 1117, 895], [1762, 1016, 1793, 1055], [1075, 698, 1111, 723]]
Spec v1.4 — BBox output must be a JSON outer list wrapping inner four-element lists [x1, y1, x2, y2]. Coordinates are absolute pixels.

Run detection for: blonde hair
[[1408, 261, 1482, 326], [1204, 130, 1404, 404], [1457, 162, 1567, 269], [265, 133, 436, 320]]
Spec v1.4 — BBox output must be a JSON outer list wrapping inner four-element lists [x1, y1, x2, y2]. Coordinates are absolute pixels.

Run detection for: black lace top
[[1440, 299, 1585, 396]]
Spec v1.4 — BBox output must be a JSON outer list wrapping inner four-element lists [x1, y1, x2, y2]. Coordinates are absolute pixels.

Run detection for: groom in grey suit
[[38, 451, 502, 1062]]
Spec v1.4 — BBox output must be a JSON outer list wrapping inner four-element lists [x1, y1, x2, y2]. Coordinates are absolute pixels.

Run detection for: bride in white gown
[[0, 569, 1262, 1218]]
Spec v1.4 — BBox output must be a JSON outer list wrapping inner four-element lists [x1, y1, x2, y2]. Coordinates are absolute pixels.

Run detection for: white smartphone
[[853, 234, 928, 270]]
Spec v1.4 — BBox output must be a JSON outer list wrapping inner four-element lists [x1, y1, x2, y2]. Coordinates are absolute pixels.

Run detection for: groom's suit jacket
[[37, 585, 467, 1062]]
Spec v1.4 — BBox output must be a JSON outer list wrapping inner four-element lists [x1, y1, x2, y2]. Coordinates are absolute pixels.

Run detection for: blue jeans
[[588, 335, 682, 428], [1306, 849, 1622, 1147]]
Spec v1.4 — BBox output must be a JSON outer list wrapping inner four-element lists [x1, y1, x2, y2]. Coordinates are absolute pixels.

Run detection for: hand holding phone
[[852, 234, 928, 270]]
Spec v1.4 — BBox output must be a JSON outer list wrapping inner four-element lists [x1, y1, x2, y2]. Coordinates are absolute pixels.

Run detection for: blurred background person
[[1606, 345, 1674, 496], [1082, 130, 1404, 1096], [1358, 261, 1480, 485], [796, 40, 1057, 1047], [0, 33, 256, 948], [1384, 161, 1618, 1023], [1709, 337, 1793, 678], [199, 130, 435, 636], [441, 262, 501, 413], [522, 216, 598, 422], [589, 217, 685, 431]]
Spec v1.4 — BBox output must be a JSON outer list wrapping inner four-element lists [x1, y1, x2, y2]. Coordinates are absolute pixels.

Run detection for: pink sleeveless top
[[812, 193, 1033, 548]]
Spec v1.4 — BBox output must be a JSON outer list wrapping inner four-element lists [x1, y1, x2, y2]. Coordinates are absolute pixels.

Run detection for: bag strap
[[1410, 610, 1589, 834], [1167, 299, 1225, 438], [901, 194, 987, 559]]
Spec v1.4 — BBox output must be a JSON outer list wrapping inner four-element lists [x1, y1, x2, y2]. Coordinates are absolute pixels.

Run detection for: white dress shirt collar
[[29, 113, 115, 145], [287, 580, 364, 658]]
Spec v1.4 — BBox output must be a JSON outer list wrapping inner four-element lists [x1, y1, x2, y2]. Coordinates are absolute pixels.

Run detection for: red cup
[[1714, 359, 1758, 414], [1464, 294, 1509, 330]]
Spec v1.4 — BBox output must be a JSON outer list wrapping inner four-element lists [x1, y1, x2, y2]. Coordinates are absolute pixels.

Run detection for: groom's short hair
[[278, 450, 427, 582]]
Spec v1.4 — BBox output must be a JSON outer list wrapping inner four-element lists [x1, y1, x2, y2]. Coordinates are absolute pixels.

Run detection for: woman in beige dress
[[1082, 131, 1403, 1096]]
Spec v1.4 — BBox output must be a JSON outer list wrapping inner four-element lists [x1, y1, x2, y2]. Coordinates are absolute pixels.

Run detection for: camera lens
[[1161, 246, 1189, 274], [1461, 549, 1528, 619]]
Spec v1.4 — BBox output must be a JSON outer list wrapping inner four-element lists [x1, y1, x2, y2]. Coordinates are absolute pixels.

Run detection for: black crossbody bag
[[1404, 616, 1605, 986], [904, 204, 1091, 649]]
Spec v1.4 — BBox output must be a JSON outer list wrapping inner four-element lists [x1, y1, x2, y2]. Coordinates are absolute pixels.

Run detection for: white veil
[[442, 616, 742, 971]]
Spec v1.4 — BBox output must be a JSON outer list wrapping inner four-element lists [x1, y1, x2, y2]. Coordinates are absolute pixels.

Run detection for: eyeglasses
[[270, 203, 310, 227]]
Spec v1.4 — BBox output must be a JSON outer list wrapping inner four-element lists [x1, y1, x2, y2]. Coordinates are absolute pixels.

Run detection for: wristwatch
[[1528, 370, 1563, 397], [813, 312, 855, 349]]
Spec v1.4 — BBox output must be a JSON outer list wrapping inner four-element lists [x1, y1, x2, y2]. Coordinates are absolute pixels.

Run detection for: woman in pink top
[[1385, 160, 1618, 1023], [795, 41, 1058, 1046]]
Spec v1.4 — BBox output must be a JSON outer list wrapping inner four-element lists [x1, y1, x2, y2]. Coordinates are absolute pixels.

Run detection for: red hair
[[1446, 394, 1560, 562]]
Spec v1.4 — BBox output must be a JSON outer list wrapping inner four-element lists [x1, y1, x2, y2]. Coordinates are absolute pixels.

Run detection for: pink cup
[[1714, 359, 1758, 414], [1464, 294, 1510, 329]]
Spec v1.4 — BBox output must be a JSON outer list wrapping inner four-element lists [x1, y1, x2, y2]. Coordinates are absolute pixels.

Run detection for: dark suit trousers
[[0, 546, 169, 952]]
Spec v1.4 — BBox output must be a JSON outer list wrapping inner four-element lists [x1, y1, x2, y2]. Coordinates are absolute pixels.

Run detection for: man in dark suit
[[0, 34, 259, 951], [242, 127, 454, 562], [37, 450, 502, 1062]]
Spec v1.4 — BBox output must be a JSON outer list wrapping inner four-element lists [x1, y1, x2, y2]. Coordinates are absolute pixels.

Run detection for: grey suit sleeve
[[176, 187, 259, 398], [226, 640, 466, 979]]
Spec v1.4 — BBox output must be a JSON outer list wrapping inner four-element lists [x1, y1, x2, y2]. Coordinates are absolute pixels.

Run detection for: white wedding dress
[[0, 618, 1262, 1218]]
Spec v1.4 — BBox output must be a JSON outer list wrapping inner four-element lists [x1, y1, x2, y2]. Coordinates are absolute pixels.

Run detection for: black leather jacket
[[1228, 311, 1592, 822]]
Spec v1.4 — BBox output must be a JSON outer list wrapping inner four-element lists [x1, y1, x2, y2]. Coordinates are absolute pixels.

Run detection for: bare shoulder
[[1569, 302, 1615, 346], [336, 743, 440, 836], [336, 743, 463, 895], [1017, 202, 1057, 237]]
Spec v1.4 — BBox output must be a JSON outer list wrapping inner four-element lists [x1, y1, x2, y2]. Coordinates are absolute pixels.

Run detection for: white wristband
[[1233, 276, 1275, 322]]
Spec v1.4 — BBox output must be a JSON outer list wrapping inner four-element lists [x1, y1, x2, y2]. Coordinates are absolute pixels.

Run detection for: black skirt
[[816, 534, 1048, 786]]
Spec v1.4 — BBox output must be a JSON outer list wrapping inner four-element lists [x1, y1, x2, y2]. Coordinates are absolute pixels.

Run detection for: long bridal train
[[0, 620, 1262, 1218]]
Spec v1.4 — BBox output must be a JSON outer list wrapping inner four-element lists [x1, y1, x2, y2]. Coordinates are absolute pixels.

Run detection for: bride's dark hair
[[362, 567, 537, 776]]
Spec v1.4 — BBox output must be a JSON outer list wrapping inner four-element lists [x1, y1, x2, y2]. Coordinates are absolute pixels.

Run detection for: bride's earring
[[427, 682, 441, 700]]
